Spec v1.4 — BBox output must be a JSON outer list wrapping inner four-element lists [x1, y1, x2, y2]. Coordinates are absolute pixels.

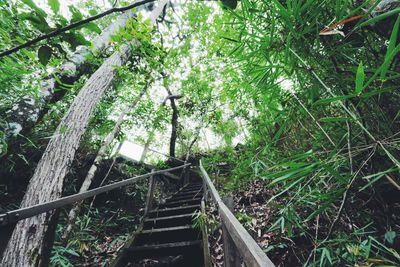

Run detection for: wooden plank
[[222, 197, 241, 267], [141, 225, 192, 234], [199, 161, 222, 204], [219, 205, 274, 267], [199, 160, 275, 267], [163, 171, 180, 180], [127, 240, 201, 251], [149, 204, 200, 213], [144, 213, 193, 222], [144, 169, 156, 216], [201, 200, 212, 267], [0, 163, 191, 226], [162, 198, 202, 206]]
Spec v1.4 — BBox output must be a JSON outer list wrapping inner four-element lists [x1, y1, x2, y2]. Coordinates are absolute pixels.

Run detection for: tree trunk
[[0, 6, 143, 155], [0, 2, 167, 266], [166, 88, 179, 158], [140, 131, 155, 162], [62, 85, 148, 241]]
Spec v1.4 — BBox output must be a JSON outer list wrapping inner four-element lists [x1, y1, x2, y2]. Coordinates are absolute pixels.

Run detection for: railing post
[[201, 200, 212, 267], [222, 196, 241, 267], [144, 169, 156, 216]]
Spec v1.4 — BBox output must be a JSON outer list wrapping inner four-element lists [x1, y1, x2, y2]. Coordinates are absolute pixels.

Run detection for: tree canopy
[[1, 0, 400, 266]]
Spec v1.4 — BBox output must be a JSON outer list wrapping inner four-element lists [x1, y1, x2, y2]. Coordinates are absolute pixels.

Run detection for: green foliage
[[192, 210, 206, 230], [48, 0, 60, 14], [1, 0, 400, 266]]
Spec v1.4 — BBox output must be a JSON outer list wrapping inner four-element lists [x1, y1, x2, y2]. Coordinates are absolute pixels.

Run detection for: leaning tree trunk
[[62, 84, 148, 241], [0, 4, 146, 156], [0, 2, 167, 266]]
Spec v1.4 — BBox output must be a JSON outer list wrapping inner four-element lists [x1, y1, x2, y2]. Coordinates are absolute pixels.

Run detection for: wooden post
[[203, 179, 209, 202], [144, 169, 156, 216], [201, 200, 212, 267], [222, 196, 241, 267], [183, 161, 189, 185]]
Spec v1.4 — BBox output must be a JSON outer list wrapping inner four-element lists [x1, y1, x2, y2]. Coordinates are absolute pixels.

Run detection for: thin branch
[[291, 92, 336, 146], [385, 174, 400, 191], [162, 94, 182, 105], [0, 0, 155, 59]]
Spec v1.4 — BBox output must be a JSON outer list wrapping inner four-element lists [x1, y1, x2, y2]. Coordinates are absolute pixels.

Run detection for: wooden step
[[180, 184, 203, 191], [143, 213, 194, 229], [160, 198, 202, 208], [166, 194, 202, 202], [181, 185, 202, 191], [124, 240, 203, 266], [148, 204, 200, 218], [173, 189, 203, 197], [134, 225, 201, 245]]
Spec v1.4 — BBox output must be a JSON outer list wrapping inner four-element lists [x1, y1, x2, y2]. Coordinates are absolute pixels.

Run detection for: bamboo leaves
[[355, 62, 365, 95], [381, 14, 400, 80], [48, 0, 60, 14]]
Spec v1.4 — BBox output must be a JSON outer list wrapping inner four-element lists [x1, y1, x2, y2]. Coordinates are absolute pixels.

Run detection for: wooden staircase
[[113, 182, 204, 267]]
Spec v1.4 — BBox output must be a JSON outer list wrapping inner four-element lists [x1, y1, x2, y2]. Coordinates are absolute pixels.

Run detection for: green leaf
[[22, 0, 47, 18], [381, 15, 400, 80], [68, 5, 83, 23], [84, 22, 102, 34], [384, 231, 396, 245], [38, 46, 52, 65], [48, 0, 60, 14], [359, 8, 400, 27], [355, 62, 365, 95], [19, 12, 53, 33], [320, 117, 352, 123]]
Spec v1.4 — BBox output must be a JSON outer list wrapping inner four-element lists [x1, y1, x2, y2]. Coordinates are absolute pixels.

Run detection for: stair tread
[[161, 198, 201, 206], [149, 204, 200, 213], [173, 185, 202, 195], [141, 225, 193, 234], [167, 195, 202, 202], [144, 213, 194, 222], [173, 189, 203, 196], [128, 240, 201, 251]]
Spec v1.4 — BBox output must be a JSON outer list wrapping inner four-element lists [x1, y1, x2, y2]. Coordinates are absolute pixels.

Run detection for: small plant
[[235, 211, 253, 227], [50, 246, 79, 267], [192, 210, 206, 230]]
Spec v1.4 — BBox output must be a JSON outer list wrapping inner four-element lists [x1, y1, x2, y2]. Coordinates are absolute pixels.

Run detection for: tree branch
[[0, 0, 155, 59], [162, 94, 182, 105]]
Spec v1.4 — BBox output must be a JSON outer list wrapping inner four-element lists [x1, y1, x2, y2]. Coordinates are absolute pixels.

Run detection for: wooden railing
[[0, 164, 191, 227], [199, 160, 275, 267]]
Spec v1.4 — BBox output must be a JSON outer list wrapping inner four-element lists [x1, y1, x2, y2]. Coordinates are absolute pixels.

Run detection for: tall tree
[[62, 82, 149, 241], [0, 1, 168, 266], [164, 87, 181, 158]]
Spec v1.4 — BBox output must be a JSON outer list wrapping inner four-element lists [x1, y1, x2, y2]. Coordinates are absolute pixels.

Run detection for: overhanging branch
[[0, 0, 155, 59]]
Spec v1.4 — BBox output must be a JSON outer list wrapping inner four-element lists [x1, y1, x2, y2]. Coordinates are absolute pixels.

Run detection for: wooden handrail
[[0, 163, 191, 226], [199, 160, 275, 267]]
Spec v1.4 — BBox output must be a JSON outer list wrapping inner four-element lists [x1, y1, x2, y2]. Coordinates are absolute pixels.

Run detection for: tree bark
[[1, 5, 143, 155], [62, 85, 148, 241], [0, 2, 167, 266], [165, 88, 179, 158], [140, 131, 155, 162]]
